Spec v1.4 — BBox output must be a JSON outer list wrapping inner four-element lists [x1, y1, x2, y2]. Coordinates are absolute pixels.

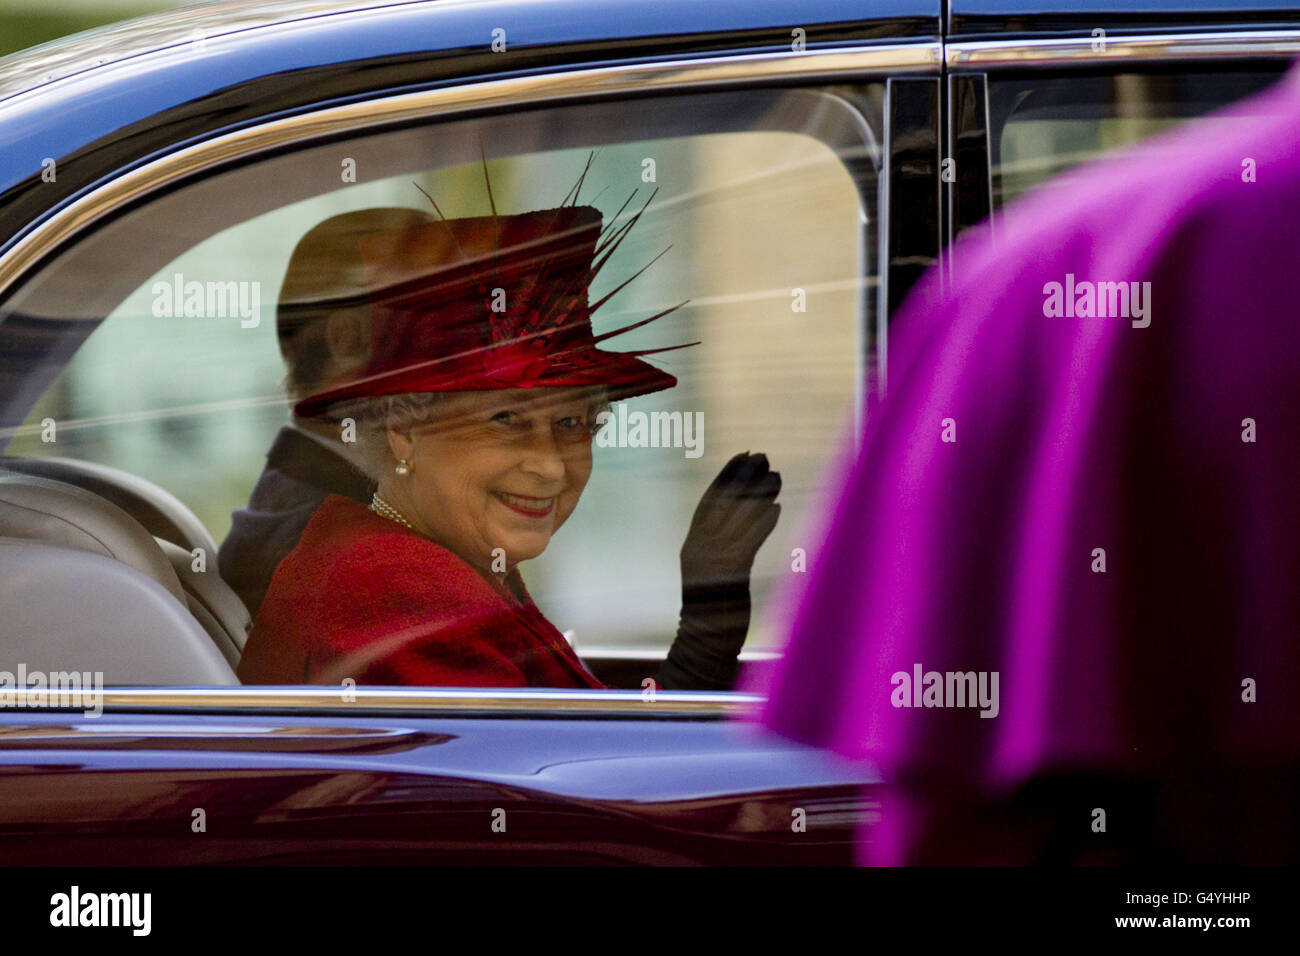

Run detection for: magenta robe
[[749, 66, 1300, 864]]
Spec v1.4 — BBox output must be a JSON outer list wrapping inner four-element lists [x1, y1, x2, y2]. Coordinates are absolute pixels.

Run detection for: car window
[[990, 68, 1286, 210], [0, 84, 881, 687]]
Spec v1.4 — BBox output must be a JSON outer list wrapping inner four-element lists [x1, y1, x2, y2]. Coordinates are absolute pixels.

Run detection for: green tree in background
[[1, 1, 182, 58]]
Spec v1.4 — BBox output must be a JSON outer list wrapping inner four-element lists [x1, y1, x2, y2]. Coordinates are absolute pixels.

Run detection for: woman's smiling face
[[383, 387, 604, 574]]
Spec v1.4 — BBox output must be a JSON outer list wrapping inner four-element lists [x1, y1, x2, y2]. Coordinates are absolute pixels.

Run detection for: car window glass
[[991, 69, 1285, 209], [0, 85, 881, 688]]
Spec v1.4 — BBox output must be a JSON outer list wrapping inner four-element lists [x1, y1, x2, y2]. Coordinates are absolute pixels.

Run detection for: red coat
[[237, 495, 605, 688]]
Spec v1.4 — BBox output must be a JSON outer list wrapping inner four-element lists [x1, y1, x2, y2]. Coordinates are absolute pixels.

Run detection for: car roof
[[0, 0, 1292, 237], [0, 0, 931, 107], [2, 0, 1291, 106], [0, 0, 938, 216]]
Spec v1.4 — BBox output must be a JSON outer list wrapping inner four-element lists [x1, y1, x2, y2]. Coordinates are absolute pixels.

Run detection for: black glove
[[654, 452, 781, 691]]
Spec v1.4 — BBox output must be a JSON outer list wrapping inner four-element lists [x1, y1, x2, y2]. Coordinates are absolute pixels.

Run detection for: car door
[[943, 5, 1299, 257], [0, 0, 943, 863]]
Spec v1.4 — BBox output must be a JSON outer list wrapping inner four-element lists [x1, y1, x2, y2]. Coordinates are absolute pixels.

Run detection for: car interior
[[0, 453, 794, 688], [0, 450, 802, 688], [0, 458, 244, 683], [0, 87, 879, 690]]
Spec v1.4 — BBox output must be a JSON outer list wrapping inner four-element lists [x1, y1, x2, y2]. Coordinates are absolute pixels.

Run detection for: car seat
[[0, 468, 239, 684]]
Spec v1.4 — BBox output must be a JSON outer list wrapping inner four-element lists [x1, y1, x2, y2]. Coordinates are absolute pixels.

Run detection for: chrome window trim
[[948, 29, 1300, 69], [0, 43, 938, 297], [580, 647, 781, 660], [0, 687, 763, 718]]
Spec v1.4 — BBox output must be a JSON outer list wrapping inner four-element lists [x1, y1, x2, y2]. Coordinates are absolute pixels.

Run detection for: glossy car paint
[[0, 709, 875, 864]]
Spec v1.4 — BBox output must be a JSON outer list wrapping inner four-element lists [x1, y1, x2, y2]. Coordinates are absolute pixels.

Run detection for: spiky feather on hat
[[294, 148, 696, 417]]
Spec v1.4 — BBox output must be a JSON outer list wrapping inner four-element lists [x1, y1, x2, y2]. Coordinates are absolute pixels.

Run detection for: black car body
[[0, 0, 1293, 864]]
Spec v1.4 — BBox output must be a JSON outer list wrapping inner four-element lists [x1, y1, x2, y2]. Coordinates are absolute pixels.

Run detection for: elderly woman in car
[[237, 189, 781, 690]]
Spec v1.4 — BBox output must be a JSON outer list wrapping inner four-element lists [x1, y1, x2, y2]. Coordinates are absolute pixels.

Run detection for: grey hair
[[347, 393, 453, 482], [348, 387, 612, 482]]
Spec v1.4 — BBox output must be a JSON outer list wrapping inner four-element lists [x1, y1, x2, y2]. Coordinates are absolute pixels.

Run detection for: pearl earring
[[395, 458, 411, 476]]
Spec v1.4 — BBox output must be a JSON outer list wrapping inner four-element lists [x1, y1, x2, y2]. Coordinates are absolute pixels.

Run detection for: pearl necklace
[[369, 496, 511, 587], [369, 492, 414, 530]]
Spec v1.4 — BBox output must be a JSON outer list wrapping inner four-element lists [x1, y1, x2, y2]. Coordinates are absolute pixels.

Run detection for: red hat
[[293, 187, 695, 418]]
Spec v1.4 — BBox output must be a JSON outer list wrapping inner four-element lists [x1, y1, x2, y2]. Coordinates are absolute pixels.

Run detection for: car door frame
[[0, 15, 944, 863], [941, 27, 1300, 260]]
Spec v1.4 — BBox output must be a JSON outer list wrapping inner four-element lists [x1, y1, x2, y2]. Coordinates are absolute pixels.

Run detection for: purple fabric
[[747, 66, 1300, 864]]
